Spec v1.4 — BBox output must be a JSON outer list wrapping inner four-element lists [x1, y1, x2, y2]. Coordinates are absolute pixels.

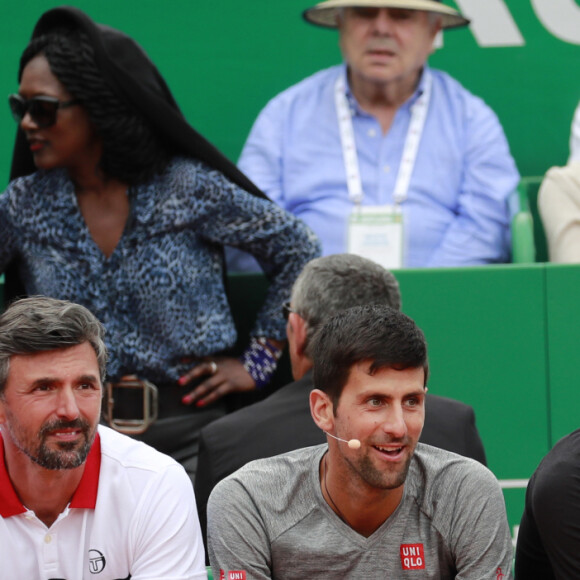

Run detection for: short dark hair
[[19, 28, 173, 184], [312, 304, 428, 410], [291, 254, 402, 357], [0, 296, 107, 395]]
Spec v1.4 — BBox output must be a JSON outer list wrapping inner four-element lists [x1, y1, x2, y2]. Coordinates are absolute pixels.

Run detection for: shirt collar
[[342, 63, 430, 113], [0, 431, 101, 517], [0, 434, 26, 517], [70, 433, 101, 509]]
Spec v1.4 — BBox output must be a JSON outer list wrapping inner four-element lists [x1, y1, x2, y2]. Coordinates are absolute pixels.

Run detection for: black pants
[[103, 381, 227, 483]]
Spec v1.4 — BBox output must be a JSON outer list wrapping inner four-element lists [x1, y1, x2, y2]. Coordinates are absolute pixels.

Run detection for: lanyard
[[334, 69, 432, 206]]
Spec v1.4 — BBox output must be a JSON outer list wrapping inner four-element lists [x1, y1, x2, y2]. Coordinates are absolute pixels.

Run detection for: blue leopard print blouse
[[0, 156, 320, 383]]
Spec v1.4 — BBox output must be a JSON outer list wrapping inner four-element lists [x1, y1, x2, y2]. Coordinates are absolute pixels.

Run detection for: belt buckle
[[105, 377, 159, 435]]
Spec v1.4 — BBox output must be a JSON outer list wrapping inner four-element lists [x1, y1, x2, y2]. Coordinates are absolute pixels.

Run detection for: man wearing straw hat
[[233, 0, 519, 270]]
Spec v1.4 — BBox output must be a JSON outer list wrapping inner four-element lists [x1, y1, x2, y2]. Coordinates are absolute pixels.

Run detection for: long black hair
[[10, 6, 267, 198], [20, 28, 173, 185]]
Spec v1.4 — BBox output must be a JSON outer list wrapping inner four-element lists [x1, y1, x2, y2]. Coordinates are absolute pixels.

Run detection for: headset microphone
[[324, 432, 361, 449]]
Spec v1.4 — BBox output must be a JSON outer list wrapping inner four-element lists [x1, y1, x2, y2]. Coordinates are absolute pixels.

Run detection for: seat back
[[517, 176, 547, 262]]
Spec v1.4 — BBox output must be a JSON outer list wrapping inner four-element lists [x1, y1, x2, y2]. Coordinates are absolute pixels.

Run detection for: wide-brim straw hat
[[303, 0, 470, 30]]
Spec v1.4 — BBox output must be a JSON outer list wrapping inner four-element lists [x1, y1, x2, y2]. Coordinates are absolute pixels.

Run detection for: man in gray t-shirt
[[208, 305, 513, 579]]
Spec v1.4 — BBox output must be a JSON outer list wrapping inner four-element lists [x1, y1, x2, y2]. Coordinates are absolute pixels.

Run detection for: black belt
[[104, 377, 205, 435]]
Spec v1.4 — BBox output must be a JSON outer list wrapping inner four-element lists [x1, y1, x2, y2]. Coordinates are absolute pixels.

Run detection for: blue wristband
[[240, 337, 283, 390]]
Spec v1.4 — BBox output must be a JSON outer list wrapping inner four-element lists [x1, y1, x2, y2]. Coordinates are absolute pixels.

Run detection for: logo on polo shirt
[[228, 572, 246, 580], [400, 543, 426, 570], [88, 549, 106, 574]]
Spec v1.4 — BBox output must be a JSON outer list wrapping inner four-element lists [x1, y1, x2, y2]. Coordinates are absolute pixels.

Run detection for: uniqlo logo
[[228, 572, 246, 580], [400, 543, 426, 570]]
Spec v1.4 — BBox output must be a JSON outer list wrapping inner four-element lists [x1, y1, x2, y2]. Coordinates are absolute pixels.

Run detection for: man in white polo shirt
[[0, 296, 206, 579]]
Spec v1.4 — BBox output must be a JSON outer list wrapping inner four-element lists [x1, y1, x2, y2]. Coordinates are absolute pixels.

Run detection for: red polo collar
[[0, 431, 101, 517]]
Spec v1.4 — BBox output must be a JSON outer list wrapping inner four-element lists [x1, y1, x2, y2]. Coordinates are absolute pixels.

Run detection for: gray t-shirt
[[208, 443, 513, 579]]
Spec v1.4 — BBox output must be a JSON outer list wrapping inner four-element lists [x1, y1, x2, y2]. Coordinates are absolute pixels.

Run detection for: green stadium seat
[[512, 176, 547, 262]]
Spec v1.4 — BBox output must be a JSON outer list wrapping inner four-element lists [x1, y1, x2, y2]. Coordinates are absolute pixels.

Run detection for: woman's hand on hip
[[178, 357, 255, 407]]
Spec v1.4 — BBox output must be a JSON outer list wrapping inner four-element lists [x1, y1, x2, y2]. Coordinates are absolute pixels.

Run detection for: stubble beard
[[352, 444, 415, 490], [6, 415, 95, 470]]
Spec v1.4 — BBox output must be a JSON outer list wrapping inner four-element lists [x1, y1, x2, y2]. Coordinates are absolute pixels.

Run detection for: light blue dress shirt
[[235, 64, 520, 269]]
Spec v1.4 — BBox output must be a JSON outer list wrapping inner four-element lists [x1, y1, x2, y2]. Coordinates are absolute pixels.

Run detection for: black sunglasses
[[282, 301, 299, 321], [8, 94, 80, 129]]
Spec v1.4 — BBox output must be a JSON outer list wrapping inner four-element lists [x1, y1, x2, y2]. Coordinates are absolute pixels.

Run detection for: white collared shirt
[[0, 425, 206, 579]]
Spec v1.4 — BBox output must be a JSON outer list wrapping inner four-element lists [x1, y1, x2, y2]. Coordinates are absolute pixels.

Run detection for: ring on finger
[[209, 361, 218, 375]]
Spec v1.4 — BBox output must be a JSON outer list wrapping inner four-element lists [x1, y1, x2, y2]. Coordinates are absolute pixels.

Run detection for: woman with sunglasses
[[0, 7, 320, 479]]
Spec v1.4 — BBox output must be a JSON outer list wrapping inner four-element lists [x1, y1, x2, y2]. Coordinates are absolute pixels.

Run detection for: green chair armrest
[[511, 210, 536, 263], [510, 183, 536, 263]]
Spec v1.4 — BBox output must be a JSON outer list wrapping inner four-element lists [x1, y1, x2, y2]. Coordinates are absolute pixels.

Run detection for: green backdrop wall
[[1, 0, 579, 185]]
